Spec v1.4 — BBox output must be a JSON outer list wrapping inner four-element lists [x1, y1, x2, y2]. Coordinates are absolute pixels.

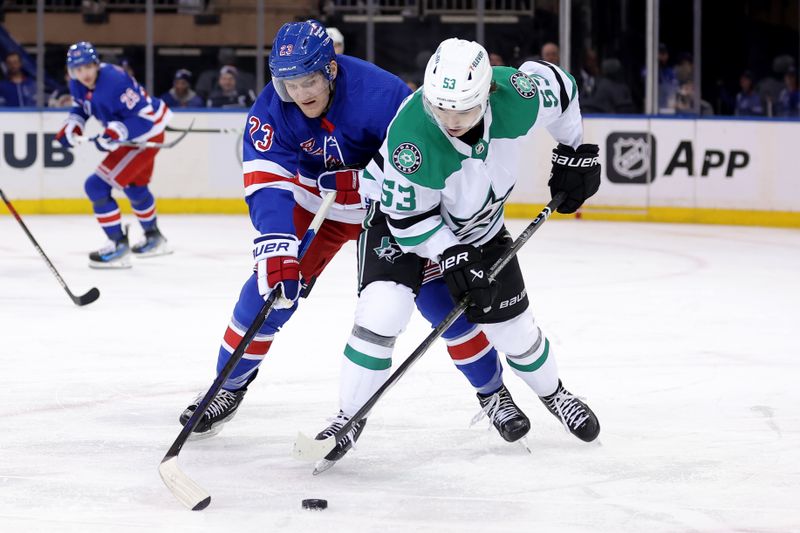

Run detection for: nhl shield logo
[[392, 142, 422, 174], [605, 132, 657, 184], [510, 72, 537, 99]]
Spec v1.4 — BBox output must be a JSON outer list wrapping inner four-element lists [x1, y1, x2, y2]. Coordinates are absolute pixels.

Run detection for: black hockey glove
[[548, 143, 601, 214], [440, 244, 498, 320]]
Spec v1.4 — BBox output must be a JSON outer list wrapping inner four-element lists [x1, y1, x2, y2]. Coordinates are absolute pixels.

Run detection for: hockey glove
[[55, 116, 85, 148], [93, 121, 128, 152], [440, 244, 498, 321], [253, 234, 301, 309], [548, 143, 601, 214], [317, 169, 363, 209]]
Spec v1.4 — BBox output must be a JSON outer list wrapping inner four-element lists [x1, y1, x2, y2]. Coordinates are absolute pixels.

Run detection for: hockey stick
[[293, 192, 567, 462], [113, 119, 195, 149], [77, 119, 196, 150], [159, 192, 338, 511], [0, 189, 100, 306], [166, 125, 241, 135]]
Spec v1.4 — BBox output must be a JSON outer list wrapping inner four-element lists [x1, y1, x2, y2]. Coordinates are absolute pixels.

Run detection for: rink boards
[[1, 110, 798, 227]]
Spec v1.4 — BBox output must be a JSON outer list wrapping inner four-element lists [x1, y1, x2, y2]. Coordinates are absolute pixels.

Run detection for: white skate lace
[[194, 390, 238, 419], [470, 391, 520, 429], [545, 388, 590, 433], [321, 413, 360, 450]]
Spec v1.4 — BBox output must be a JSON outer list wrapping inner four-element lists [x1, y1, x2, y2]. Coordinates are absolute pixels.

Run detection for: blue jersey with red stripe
[[242, 54, 412, 235], [68, 63, 171, 142]]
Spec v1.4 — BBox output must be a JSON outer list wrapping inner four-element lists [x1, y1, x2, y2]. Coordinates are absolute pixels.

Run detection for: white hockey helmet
[[423, 38, 492, 133]]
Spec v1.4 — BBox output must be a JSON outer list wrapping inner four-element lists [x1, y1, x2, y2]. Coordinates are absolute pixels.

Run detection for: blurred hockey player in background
[[56, 42, 173, 269], [319, 38, 603, 463], [179, 21, 529, 449]]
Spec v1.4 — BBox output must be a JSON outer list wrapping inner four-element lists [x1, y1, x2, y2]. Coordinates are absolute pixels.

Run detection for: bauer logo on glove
[[548, 143, 601, 214]]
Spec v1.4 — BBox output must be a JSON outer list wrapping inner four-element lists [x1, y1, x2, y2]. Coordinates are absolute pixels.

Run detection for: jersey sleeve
[[519, 60, 583, 148], [372, 140, 460, 262], [67, 80, 89, 123], [242, 88, 299, 235], [101, 70, 168, 141]]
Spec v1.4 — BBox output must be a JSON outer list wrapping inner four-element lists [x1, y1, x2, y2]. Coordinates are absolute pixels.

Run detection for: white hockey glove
[[55, 115, 86, 149]]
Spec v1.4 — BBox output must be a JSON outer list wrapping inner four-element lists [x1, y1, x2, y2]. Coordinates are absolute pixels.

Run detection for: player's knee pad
[[354, 281, 415, 338], [84, 174, 112, 203], [123, 184, 153, 207], [482, 309, 539, 357]]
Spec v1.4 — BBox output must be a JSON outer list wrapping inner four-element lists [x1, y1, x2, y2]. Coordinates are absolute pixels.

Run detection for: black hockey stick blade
[[293, 192, 567, 462], [73, 287, 101, 306]]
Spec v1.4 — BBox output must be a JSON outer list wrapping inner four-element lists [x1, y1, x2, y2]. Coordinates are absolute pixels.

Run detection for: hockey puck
[[302, 499, 328, 510]]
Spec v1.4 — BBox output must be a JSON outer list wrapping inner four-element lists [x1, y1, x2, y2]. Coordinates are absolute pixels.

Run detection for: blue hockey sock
[[84, 174, 123, 241], [124, 185, 157, 232]]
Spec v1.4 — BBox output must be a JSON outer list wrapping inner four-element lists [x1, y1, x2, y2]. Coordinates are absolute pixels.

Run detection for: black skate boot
[[179, 387, 248, 439], [539, 380, 600, 442], [89, 228, 131, 269], [132, 226, 172, 257], [472, 385, 531, 442], [312, 410, 367, 475]]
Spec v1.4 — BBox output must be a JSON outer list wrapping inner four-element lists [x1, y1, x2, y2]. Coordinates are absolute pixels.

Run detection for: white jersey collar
[[444, 102, 493, 158]]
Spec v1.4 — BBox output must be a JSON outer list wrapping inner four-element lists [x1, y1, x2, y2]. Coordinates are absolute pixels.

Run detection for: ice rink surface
[[1, 214, 799, 532]]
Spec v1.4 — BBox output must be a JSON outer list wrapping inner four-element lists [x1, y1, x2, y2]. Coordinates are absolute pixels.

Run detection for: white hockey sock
[[505, 327, 559, 397], [339, 325, 394, 417]]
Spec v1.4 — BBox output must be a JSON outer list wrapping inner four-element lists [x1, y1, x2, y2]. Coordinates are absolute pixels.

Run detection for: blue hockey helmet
[[269, 20, 335, 102], [66, 41, 99, 78]]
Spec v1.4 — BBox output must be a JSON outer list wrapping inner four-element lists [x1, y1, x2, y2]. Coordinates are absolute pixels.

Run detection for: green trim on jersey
[[394, 221, 445, 247], [506, 338, 550, 372], [488, 66, 541, 140], [386, 92, 468, 190]]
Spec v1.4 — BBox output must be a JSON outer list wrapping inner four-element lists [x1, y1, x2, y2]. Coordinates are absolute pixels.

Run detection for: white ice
[[1, 214, 799, 532]]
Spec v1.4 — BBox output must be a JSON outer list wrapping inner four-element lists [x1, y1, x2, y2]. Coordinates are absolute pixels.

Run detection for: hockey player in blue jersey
[[179, 21, 531, 461], [56, 42, 173, 268]]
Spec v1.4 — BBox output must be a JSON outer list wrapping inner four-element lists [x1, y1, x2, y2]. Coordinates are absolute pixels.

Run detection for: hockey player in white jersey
[[319, 38, 602, 460]]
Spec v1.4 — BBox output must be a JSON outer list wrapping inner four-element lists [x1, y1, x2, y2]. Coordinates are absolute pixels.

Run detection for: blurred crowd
[[1, 29, 798, 118]]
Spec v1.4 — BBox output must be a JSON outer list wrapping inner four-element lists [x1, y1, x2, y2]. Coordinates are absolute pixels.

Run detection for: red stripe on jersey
[[96, 212, 121, 224], [223, 326, 272, 355], [448, 331, 490, 360], [244, 170, 293, 188]]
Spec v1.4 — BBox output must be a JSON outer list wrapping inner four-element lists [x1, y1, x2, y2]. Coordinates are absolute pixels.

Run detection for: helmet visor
[[425, 98, 483, 134], [273, 70, 329, 104]]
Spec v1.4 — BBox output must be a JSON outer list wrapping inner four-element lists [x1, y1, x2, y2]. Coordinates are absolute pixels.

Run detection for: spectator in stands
[[0, 51, 36, 106], [776, 67, 799, 117], [581, 58, 636, 114], [656, 44, 679, 113], [327, 27, 345, 55], [541, 42, 560, 65], [674, 79, 713, 116], [196, 47, 256, 99], [578, 48, 599, 100], [48, 67, 73, 107], [207, 66, 255, 109], [734, 71, 765, 116], [758, 54, 794, 114], [161, 69, 204, 108], [489, 52, 506, 67]]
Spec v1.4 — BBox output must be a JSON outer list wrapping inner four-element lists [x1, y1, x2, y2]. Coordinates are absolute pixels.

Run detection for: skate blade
[[518, 436, 532, 454], [312, 459, 337, 476], [186, 423, 224, 441], [89, 257, 132, 269], [133, 244, 173, 258]]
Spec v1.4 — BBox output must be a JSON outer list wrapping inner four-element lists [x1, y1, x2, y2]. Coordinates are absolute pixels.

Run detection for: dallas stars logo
[[450, 188, 512, 240], [392, 143, 422, 174], [374, 236, 403, 263], [510, 72, 537, 99]]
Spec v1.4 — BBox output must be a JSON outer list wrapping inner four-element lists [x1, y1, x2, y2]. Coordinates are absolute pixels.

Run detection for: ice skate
[[539, 380, 600, 442], [471, 385, 531, 442], [88, 230, 131, 269], [179, 388, 247, 439], [312, 410, 367, 475], [132, 226, 172, 257]]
